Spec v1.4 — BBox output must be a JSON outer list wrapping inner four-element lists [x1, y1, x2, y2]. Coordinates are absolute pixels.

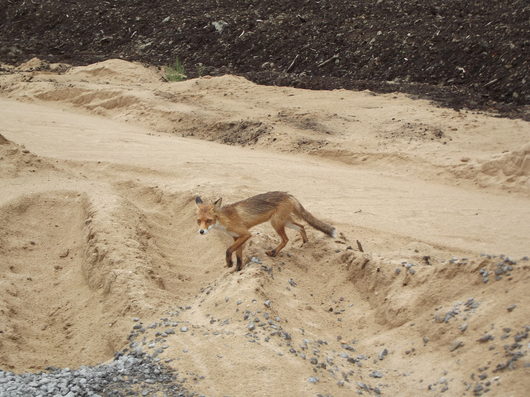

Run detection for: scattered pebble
[[450, 341, 464, 352], [477, 334, 494, 343], [479, 268, 489, 283], [378, 348, 388, 360], [370, 370, 383, 378]]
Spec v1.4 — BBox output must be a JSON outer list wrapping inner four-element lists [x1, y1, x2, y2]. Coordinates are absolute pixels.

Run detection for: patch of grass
[[165, 57, 187, 82]]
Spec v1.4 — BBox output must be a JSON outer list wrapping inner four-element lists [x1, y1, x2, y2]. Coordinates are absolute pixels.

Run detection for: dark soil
[[1, 0, 529, 118]]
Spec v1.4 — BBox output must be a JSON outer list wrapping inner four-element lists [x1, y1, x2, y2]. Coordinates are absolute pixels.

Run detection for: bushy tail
[[294, 200, 336, 238]]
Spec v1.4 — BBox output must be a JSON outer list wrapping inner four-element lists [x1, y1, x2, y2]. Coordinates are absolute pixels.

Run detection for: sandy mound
[[477, 144, 530, 187], [0, 60, 529, 396], [14, 57, 49, 72], [451, 143, 530, 192], [0, 134, 56, 177], [67, 59, 163, 85]]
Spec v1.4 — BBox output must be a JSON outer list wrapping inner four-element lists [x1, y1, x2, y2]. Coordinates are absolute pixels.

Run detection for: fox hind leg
[[266, 216, 289, 257], [287, 221, 308, 245]]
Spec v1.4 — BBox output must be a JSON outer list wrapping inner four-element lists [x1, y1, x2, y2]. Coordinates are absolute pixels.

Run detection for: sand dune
[[0, 60, 529, 396]]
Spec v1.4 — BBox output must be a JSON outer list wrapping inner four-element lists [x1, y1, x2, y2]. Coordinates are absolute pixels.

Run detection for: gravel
[[0, 351, 194, 397]]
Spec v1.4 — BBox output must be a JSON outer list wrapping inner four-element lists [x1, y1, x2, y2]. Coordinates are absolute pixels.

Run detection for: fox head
[[195, 196, 222, 235]]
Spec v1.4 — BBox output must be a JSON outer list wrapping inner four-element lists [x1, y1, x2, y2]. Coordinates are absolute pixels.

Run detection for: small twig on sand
[[360, 257, 369, 269], [484, 78, 499, 87], [356, 240, 364, 252], [317, 54, 339, 68], [286, 54, 299, 73]]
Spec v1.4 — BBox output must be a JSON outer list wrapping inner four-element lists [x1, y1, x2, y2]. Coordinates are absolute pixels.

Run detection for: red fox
[[195, 191, 336, 271]]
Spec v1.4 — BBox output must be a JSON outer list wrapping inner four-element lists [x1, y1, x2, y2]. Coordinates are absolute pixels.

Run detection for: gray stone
[[477, 334, 494, 343], [370, 370, 384, 378], [341, 343, 355, 351], [450, 340, 464, 351]]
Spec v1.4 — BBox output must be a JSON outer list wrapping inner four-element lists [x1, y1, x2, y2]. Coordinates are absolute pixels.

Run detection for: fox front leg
[[225, 249, 234, 267], [226, 233, 251, 270]]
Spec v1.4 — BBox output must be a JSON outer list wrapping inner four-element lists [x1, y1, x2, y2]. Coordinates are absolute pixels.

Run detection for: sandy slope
[[0, 59, 529, 396]]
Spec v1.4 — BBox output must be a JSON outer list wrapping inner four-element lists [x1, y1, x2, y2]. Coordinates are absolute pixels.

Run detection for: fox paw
[[226, 261, 233, 268], [265, 250, 277, 257]]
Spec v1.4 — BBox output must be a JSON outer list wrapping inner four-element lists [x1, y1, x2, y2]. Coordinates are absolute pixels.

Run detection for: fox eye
[[197, 220, 201, 225], [205, 219, 212, 224]]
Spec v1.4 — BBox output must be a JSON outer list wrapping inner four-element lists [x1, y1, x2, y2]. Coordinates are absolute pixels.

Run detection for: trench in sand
[[0, 180, 528, 396]]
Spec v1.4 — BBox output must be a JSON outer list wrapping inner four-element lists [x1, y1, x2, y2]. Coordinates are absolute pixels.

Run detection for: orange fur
[[195, 192, 335, 271]]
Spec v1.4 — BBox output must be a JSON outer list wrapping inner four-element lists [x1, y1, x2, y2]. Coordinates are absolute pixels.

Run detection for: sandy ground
[[0, 59, 529, 396]]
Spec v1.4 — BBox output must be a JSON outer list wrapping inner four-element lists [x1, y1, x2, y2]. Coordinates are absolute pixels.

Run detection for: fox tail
[[293, 199, 336, 238]]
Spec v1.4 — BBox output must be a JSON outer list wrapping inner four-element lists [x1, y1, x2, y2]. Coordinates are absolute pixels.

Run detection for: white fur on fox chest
[[213, 223, 239, 238]]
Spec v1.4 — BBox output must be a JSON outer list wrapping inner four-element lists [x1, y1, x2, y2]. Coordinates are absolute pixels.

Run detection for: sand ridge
[[2, 58, 529, 195], [0, 60, 529, 396]]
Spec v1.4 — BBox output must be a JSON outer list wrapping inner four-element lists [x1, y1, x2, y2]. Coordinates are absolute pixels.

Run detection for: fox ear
[[214, 198, 222, 208], [195, 196, 203, 206]]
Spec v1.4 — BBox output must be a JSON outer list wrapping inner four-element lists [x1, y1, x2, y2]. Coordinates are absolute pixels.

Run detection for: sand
[[0, 59, 529, 396]]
